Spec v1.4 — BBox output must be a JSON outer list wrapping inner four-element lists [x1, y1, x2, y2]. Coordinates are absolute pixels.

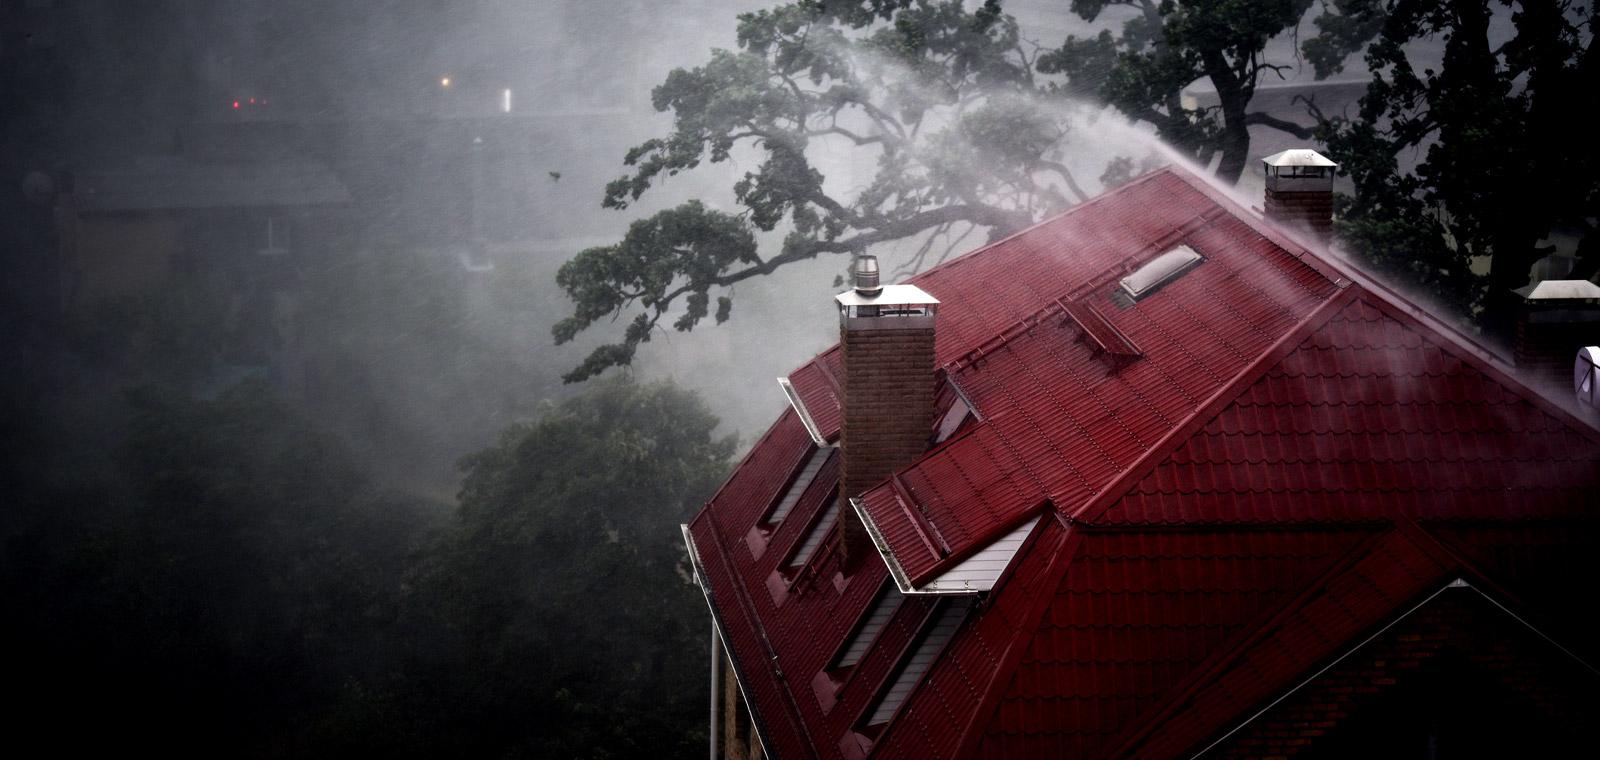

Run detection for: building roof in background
[[73, 155, 351, 212], [684, 166, 1600, 759], [1514, 279, 1600, 301]]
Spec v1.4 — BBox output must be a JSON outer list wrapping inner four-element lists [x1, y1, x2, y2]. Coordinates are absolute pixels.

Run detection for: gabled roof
[[683, 166, 1600, 760]]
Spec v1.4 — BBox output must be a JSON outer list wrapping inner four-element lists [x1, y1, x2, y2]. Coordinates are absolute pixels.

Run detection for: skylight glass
[[836, 586, 898, 669], [767, 447, 829, 525], [865, 598, 970, 726], [787, 500, 839, 570], [1119, 245, 1203, 300]]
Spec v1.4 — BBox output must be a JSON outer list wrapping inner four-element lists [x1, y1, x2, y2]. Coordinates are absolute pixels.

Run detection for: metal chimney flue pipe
[[853, 255, 882, 297]]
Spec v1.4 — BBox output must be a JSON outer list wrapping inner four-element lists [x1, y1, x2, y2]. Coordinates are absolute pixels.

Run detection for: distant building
[[683, 151, 1600, 758]]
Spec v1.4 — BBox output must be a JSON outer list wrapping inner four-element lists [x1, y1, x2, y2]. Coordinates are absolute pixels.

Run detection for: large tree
[[1308, 0, 1598, 322], [554, 0, 1341, 382], [1039, 0, 1321, 183], [401, 377, 736, 758]]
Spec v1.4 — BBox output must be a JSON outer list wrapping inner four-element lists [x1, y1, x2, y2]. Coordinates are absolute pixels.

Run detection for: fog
[[8, 1, 1563, 757]]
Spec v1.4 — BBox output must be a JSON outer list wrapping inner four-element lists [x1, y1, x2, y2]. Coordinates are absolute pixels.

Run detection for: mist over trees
[[558, 0, 1598, 375], [2, 0, 1595, 758], [5, 375, 728, 757], [556, 0, 1365, 379]]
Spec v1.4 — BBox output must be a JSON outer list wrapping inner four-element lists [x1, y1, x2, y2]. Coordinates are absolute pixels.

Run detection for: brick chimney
[[1262, 149, 1337, 241], [836, 255, 938, 564], [1512, 279, 1600, 389]]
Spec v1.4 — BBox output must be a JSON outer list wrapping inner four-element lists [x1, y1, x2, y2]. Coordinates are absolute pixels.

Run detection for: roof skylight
[[864, 598, 971, 726], [835, 586, 898, 669], [766, 447, 829, 526], [787, 500, 839, 570], [1119, 245, 1203, 301]]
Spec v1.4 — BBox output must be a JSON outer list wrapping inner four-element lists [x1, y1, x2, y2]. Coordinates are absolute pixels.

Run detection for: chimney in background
[[1262, 149, 1337, 241], [1512, 279, 1600, 389], [836, 255, 939, 565]]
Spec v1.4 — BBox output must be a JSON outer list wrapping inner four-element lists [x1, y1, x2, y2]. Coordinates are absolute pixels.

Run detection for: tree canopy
[[396, 376, 736, 758], [554, 0, 1357, 382], [1309, 0, 1599, 322]]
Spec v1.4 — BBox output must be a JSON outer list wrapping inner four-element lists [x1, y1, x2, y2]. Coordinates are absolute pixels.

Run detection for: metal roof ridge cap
[[1163, 165, 1350, 288], [1069, 286, 1359, 526], [905, 167, 1183, 285]]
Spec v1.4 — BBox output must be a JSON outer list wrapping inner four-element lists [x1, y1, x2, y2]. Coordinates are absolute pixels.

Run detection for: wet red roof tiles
[[682, 166, 1600, 759]]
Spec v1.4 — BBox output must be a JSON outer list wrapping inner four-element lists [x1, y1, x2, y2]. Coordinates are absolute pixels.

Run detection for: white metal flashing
[[834, 283, 940, 308], [1261, 149, 1337, 167], [851, 497, 1040, 596], [1513, 279, 1600, 301], [916, 515, 1042, 593], [777, 376, 828, 447]]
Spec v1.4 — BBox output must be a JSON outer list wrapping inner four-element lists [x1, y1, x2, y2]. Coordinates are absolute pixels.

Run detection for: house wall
[[717, 646, 764, 760]]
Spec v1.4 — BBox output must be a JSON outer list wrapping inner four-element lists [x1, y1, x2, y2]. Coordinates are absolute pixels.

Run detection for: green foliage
[[555, 0, 1376, 381], [4, 379, 440, 755], [407, 376, 735, 758], [1313, 0, 1599, 322], [1040, 0, 1318, 183], [5, 373, 733, 758], [556, 0, 1082, 381]]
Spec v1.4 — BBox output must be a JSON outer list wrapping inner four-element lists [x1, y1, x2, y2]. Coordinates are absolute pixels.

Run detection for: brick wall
[[838, 324, 936, 562], [1264, 190, 1333, 241]]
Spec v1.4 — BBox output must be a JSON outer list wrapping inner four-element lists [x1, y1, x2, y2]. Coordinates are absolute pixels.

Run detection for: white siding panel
[[918, 516, 1041, 592]]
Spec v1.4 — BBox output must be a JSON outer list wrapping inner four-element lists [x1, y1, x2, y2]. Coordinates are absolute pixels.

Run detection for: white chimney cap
[[1261, 149, 1338, 168], [835, 283, 939, 308], [1513, 279, 1600, 301]]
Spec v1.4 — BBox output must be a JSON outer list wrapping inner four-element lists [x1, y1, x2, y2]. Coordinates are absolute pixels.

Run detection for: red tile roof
[[683, 166, 1600, 759]]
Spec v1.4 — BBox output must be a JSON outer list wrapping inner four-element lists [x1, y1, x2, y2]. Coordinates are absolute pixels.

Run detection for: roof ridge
[[1349, 289, 1600, 443], [1069, 286, 1358, 525], [1098, 526, 1408, 758], [905, 167, 1181, 285], [1162, 166, 1600, 438], [951, 517, 1083, 760]]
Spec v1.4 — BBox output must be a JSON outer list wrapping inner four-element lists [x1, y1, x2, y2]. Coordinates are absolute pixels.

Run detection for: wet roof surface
[[684, 166, 1600, 760]]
